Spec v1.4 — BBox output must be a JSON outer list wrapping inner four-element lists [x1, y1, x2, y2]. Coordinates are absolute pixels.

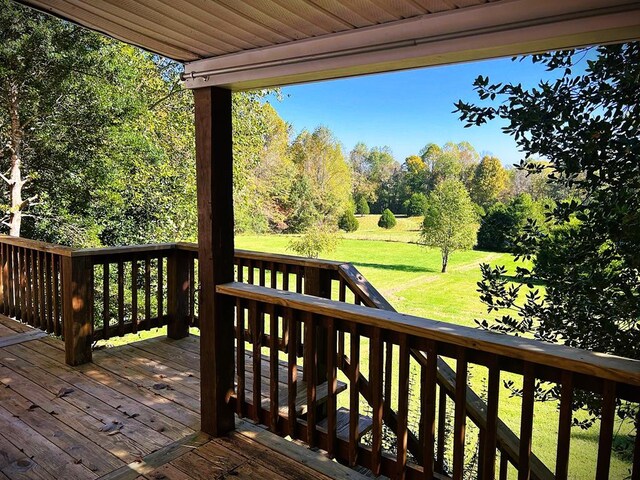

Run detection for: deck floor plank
[[1, 343, 169, 455], [0, 315, 365, 480]]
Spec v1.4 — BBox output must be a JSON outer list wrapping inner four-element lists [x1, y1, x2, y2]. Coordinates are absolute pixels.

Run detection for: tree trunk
[[7, 80, 23, 237], [441, 250, 448, 273]]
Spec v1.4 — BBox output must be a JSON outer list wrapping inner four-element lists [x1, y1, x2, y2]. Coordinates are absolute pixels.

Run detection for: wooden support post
[[194, 86, 235, 436], [62, 255, 93, 366], [167, 248, 190, 339], [304, 266, 331, 420]]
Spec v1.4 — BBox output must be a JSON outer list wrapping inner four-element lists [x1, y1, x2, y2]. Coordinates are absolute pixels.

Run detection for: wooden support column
[[167, 247, 190, 339], [62, 254, 93, 366], [194, 86, 235, 436]]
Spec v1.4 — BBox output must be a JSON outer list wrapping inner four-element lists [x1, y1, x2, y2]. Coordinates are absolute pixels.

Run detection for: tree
[[0, 1, 120, 237], [404, 192, 428, 217], [420, 179, 479, 272], [476, 194, 546, 252], [456, 43, 640, 426], [287, 126, 351, 232], [338, 210, 359, 232], [355, 197, 370, 215], [378, 209, 396, 229], [470, 155, 509, 208]]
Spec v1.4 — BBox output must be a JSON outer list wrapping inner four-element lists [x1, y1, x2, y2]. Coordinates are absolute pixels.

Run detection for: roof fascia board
[[182, 0, 640, 90]]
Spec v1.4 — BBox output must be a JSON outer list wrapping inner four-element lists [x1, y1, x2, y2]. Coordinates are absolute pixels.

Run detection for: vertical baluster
[[145, 258, 151, 326], [595, 380, 616, 480], [452, 348, 468, 480], [17, 247, 24, 319], [157, 256, 164, 325], [259, 261, 266, 287], [631, 409, 640, 480], [7, 245, 14, 317], [131, 260, 138, 334], [44, 253, 53, 333], [117, 261, 125, 336], [305, 311, 317, 448], [247, 259, 255, 285], [287, 308, 298, 439], [482, 356, 501, 480], [269, 303, 279, 433], [518, 362, 535, 480], [370, 326, 384, 476], [52, 255, 60, 335], [397, 334, 410, 479], [384, 341, 393, 426], [282, 264, 289, 291], [31, 249, 38, 326], [251, 300, 262, 422], [38, 251, 46, 329], [236, 298, 245, 417], [189, 254, 196, 326], [16, 247, 23, 319], [270, 262, 277, 289], [281, 264, 289, 351], [436, 386, 446, 473], [0, 243, 4, 315], [555, 371, 573, 479], [338, 278, 346, 368], [348, 324, 360, 466], [103, 262, 110, 339], [236, 258, 243, 282], [499, 453, 509, 480], [422, 342, 438, 479], [326, 317, 337, 458], [24, 248, 31, 324], [295, 266, 303, 293]]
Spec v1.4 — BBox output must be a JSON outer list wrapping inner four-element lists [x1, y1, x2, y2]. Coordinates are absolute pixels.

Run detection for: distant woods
[[1, 0, 558, 251]]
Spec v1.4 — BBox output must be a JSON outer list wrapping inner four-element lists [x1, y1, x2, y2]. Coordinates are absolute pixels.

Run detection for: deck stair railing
[[0, 235, 638, 479]]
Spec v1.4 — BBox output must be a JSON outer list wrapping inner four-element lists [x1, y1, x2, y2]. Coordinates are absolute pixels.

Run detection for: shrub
[[287, 224, 340, 258], [378, 209, 396, 229], [404, 193, 428, 217], [355, 197, 370, 215], [338, 210, 359, 232]]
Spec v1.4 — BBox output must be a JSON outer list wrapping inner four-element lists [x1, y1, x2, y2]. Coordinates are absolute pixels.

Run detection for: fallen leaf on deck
[[99, 421, 123, 435], [27, 404, 39, 411], [152, 383, 173, 390], [57, 387, 74, 398]]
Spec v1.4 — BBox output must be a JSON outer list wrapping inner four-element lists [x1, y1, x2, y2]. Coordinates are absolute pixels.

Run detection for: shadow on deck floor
[[0, 316, 367, 480]]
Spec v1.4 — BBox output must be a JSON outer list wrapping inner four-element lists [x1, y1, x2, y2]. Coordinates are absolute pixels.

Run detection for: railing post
[[304, 266, 331, 420], [61, 254, 93, 366], [167, 247, 190, 339]]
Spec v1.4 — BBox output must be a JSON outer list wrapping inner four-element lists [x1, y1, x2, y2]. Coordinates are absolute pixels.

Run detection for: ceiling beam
[[182, 0, 640, 91]]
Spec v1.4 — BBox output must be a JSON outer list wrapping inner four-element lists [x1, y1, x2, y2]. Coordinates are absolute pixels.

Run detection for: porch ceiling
[[17, 0, 640, 90]]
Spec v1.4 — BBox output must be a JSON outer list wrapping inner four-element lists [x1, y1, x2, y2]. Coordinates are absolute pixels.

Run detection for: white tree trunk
[[7, 80, 23, 237]]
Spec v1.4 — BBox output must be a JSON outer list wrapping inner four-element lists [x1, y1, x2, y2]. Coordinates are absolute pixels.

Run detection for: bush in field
[[378, 209, 396, 229], [355, 197, 370, 216], [287, 224, 339, 258], [338, 210, 359, 232]]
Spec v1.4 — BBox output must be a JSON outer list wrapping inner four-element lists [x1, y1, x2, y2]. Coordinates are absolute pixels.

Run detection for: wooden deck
[[0, 316, 364, 480]]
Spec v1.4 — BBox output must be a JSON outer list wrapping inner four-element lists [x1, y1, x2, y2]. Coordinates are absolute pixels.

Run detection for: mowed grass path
[[236, 228, 632, 479]]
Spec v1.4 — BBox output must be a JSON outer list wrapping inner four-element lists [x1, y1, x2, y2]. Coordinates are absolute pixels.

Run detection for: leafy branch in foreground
[[457, 43, 640, 435]]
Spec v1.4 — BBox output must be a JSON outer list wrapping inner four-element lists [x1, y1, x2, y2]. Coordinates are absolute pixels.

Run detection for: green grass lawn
[[235, 228, 633, 479]]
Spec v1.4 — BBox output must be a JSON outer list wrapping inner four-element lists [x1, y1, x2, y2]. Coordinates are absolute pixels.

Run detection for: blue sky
[[266, 56, 561, 167]]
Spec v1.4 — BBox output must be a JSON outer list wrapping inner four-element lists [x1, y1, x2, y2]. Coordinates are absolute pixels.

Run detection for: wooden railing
[[1, 235, 639, 479], [218, 282, 640, 480]]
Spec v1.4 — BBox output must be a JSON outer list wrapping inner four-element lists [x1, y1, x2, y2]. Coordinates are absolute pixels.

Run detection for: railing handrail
[[217, 281, 640, 389], [0, 234, 74, 256]]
